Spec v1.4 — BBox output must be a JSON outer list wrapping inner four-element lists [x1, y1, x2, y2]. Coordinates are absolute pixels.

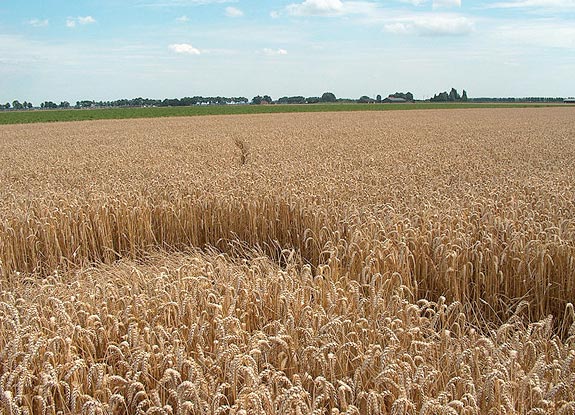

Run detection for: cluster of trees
[[251, 95, 273, 105], [387, 92, 414, 101], [430, 88, 468, 102], [358, 96, 376, 103], [356, 92, 414, 103], [270, 92, 338, 105], [276, 96, 306, 104], [1, 100, 33, 109], [40, 101, 71, 109]]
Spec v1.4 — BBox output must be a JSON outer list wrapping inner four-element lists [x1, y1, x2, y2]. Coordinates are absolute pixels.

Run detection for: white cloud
[[169, 43, 201, 54], [433, 0, 461, 8], [384, 22, 412, 34], [495, 21, 575, 48], [262, 48, 288, 56], [137, 0, 238, 7], [401, 0, 428, 4], [270, 10, 280, 18], [27, 18, 49, 27], [78, 16, 97, 24], [285, 0, 377, 16], [287, 0, 344, 15], [225, 6, 244, 17], [384, 14, 473, 35], [488, 0, 575, 8], [176, 15, 190, 22], [66, 16, 96, 28]]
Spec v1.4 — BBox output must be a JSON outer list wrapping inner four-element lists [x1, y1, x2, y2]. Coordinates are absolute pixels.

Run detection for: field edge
[[1, 102, 573, 125]]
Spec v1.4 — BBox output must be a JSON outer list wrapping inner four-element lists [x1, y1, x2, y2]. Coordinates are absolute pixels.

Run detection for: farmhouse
[[383, 96, 407, 103]]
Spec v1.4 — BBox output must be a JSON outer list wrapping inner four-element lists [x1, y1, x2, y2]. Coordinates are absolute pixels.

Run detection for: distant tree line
[[275, 92, 337, 105], [1, 90, 570, 111], [468, 97, 565, 103], [274, 91, 417, 105], [73, 96, 250, 108], [428, 89, 566, 103]]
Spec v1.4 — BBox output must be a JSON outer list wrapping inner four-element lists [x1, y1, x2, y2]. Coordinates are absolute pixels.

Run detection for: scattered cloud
[[400, 0, 428, 5], [487, 0, 575, 8], [262, 48, 288, 56], [384, 14, 473, 35], [27, 18, 49, 28], [168, 43, 201, 54], [79, 16, 97, 24], [384, 22, 411, 34], [285, 0, 377, 17], [270, 10, 280, 18], [433, 0, 461, 8], [176, 15, 190, 22], [137, 0, 238, 7], [225, 6, 244, 17], [66, 16, 96, 28], [495, 20, 575, 48], [286, 0, 344, 16]]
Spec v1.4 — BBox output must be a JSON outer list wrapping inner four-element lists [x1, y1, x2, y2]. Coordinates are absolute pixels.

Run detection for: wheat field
[[1, 108, 575, 414]]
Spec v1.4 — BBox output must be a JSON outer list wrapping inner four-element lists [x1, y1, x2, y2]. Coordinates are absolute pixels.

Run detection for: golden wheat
[[1, 251, 574, 414], [1, 108, 575, 413]]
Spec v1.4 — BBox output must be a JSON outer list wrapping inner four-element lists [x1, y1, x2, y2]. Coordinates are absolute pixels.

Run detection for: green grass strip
[[0, 102, 572, 125]]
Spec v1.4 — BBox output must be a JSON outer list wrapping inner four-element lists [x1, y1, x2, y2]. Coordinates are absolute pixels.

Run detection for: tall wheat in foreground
[[1, 107, 575, 413]]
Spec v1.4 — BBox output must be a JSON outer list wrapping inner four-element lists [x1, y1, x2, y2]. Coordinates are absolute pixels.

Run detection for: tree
[[250, 95, 273, 105], [306, 96, 321, 104], [430, 88, 466, 102], [358, 95, 374, 103], [76, 100, 95, 108], [449, 88, 461, 101], [321, 92, 337, 103], [376, 94, 382, 103], [12, 100, 23, 110], [278, 96, 306, 104], [4, 102, 10, 109], [430, 92, 449, 102]]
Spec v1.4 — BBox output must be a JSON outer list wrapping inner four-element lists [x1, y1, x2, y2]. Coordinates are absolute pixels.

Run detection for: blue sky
[[1, 0, 574, 103]]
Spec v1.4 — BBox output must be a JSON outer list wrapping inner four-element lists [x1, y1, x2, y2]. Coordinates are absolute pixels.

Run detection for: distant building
[[383, 96, 407, 103], [565, 98, 575, 103]]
